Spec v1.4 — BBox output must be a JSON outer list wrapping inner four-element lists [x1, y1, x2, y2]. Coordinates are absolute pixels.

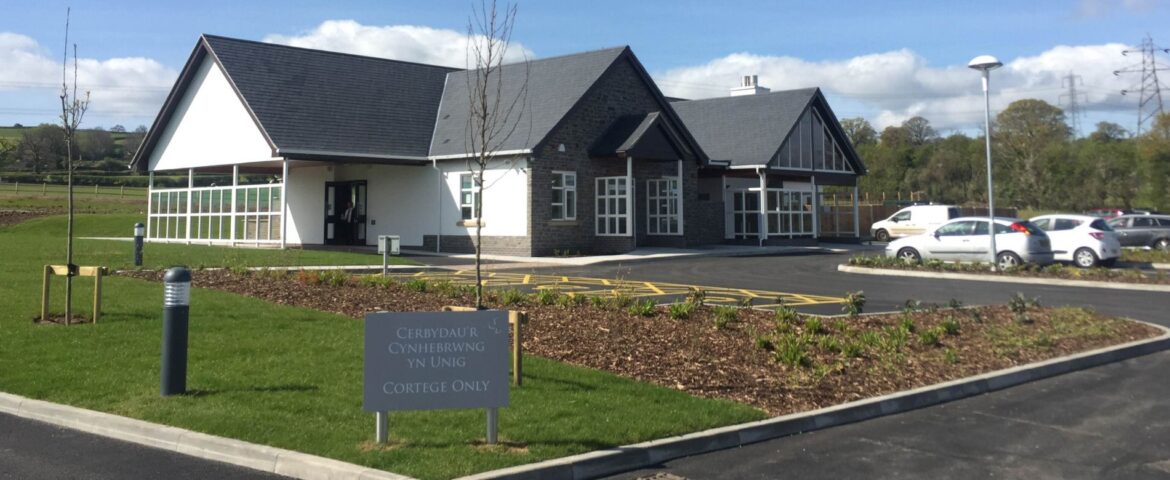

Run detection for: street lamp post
[[969, 55, 1003, 271]]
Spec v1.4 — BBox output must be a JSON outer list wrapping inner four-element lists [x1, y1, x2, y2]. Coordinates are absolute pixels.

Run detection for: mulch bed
[[0, 208, 55, 228], [120, 269, 1163, 416]]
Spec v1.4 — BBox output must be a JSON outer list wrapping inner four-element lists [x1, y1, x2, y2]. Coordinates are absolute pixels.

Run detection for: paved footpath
[[0, 412, 283, 480]]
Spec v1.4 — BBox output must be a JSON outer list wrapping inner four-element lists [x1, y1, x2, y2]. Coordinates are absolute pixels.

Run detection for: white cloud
[[262, 19, 533, 68], [0, 32, 176, 125], [654, 43, 1135, 132]]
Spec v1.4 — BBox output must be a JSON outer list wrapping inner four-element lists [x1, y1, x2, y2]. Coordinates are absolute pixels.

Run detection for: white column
[[230, 165, 238, 245], [280, 160, 289, 249], [758, 169, 768, 246], [146, 172, 154, 240], [811, 175, 820, 239], [626, 156, 634, 238], [853, 184, 861, 238], [185, 168, 194, 244], [676, 159, 685, 236]]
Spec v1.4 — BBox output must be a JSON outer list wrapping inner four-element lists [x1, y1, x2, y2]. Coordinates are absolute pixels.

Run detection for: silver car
[[886, 217, 1055, 269]]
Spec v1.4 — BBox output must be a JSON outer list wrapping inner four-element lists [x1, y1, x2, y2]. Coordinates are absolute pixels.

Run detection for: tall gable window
[[551, 171, 576, 220], [774, 108, 854, 173], [646, 177, 680, 235]]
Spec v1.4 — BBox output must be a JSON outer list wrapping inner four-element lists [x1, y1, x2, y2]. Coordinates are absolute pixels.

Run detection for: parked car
[[1085, 208, 1126, 219], [870, 205, 961, 242], [1106, 214, 1170, 250], [886, 217, 1054, 269], [1029, 214, 1120, 268]]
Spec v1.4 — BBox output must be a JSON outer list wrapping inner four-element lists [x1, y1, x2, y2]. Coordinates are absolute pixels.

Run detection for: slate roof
[[429, 47, 627, 158], [203, 35, 457, 160], [670, 88, 818, 167], [590, 113, 684, 160]]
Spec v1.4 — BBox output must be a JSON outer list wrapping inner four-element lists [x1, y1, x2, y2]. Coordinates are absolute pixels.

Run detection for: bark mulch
[[0, 208, 55, 228], [120, 269, 1163, 416]]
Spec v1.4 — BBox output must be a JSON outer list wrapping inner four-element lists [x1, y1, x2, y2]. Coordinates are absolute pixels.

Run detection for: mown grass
[[0, 214, 764, 479], [1122, 248, 1170, 264], [10, 214, 415, 270], [0, 190, 147, 214]]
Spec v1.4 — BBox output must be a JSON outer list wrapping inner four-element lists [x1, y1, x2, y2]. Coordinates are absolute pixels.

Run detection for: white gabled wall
[[147, 57, 273, 171]]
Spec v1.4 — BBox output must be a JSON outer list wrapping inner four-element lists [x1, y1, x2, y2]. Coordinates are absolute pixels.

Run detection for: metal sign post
[[486, 408, 499, 444], [376, 411, 389, 443]]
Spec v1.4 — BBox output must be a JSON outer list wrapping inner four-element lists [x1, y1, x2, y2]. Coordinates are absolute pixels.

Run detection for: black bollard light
[[161, 267, 191, 396], [134, 223, 145, 267]]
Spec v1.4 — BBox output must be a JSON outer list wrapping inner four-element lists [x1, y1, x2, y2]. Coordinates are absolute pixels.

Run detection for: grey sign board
[[363, 310, 509, 412]]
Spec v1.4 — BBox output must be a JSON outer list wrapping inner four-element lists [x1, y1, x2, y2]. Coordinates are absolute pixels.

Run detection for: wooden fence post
[[42, 183, 47, 194], [509, 311, 524, 387]]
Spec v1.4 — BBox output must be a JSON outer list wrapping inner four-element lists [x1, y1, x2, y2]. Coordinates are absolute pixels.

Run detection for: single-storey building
[[131, 35, 866, 255]]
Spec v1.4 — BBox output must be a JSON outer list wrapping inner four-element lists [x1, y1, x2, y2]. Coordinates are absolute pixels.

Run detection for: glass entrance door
[[324, 180, 367, 245]]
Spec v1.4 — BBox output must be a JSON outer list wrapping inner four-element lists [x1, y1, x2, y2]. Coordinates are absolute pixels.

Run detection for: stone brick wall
[[421, 234, 532, 256], [528, 55, 712, 256]]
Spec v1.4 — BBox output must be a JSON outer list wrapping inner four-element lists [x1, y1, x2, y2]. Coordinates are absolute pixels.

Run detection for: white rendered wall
[[437, 157, 529, 238], [334, 164, 434, 246], [285, 164, 331, 245], [147, 57, 273, 171]]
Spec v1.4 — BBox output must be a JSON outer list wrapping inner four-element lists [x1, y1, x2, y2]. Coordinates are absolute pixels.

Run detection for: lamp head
[[968, 55, 1003, 71]]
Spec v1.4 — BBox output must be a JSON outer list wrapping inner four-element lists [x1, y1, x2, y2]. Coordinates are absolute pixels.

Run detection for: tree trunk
[[65, 137, 73, 325]]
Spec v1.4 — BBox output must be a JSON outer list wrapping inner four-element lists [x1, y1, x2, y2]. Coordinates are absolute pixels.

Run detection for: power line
[[1114, 34, 1170, 135]]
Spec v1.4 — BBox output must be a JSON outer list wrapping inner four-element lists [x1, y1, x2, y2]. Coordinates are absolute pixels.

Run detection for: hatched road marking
[[387, 270, 845, 309]]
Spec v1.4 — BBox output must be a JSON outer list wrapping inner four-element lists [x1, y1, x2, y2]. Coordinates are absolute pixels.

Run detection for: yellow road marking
[[644, 282, 664, 295], [522, 274, 531, 284]]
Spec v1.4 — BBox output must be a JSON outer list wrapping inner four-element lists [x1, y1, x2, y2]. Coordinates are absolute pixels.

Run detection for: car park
[[1086, 208, 1127, 219], [1107, 214, 1170, 250], [886, 217, 1054, 269], [870, 205, 961, 242], [1029, 214, 1120, 268]]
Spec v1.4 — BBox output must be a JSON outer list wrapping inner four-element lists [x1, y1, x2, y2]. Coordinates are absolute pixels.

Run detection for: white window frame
[[646, 177, 681, 235], [764, 189, 814, 237], [596, 176, 630, 236], [731, 189, 760, 239], [459, 173, 481, 220], [551, 171, 577, 220]]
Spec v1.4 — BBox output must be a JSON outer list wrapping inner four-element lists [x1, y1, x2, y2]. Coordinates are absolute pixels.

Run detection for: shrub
[[499, 288, 526, 306], [555, 293, 585, 308], [858, 331, 881, 349], [944, 348, 960, 364], [737, 297, 754, 308], [1008, 292, 1030, 314], [685, 288, 707, 306], [817, 335, 841, 353], [295, 269, 320, 285], [608, 291, 634, 310], [628, 299, 657, 317], [404, 278, 428, 292], [774, 334, 810, 368], [358, 275, 390, 287], [534, 288, 561, 306], [668, 302, 695, 320], [320, 270, 349, 287], [227, 264, 251, 276], [842, 290, 866, 317], [755, 336, 775, 352], [841, 341, 865, 358], [940, 316, 961, 335], [898, 316, 917, 334], [948, 298, 964, 310], [883, 325, 909, 351], [803, 316, 826, 335], [833, 319, 849, 333], [588, 295, 608, 309], [713, 306, 739, 329], [918, 327, 943, 347], [775, 305, 800, 325], [431, 280, 457, 296]]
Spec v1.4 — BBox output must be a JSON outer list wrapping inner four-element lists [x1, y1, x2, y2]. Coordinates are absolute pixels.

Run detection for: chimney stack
[[730, 74, 770, 96]]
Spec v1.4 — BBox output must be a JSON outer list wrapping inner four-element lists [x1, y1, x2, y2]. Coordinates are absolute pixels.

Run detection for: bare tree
[[464, 0, 528, 308], [59, 7, 91, 325]]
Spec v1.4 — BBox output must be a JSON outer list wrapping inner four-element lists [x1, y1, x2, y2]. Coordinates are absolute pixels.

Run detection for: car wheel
[[996, 251, 1023, 270], [1155, 238, 1170, 251], [897, 247, 921, 264], [874, 229, 890, 242], [1073, 248, 1098, 268]]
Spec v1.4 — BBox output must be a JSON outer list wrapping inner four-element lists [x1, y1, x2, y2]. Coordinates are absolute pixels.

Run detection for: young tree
[[464, 0, 528, 308], [59, 8, 91, 324]]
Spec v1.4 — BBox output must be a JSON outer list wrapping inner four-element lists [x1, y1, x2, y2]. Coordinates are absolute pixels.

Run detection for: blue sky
[[3, 0, 1168, 134]]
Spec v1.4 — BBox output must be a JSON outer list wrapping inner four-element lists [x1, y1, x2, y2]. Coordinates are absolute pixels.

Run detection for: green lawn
[[0, 190, 147, 214], [0, 215, 765, 479], [1122, 248, 1170, 264]]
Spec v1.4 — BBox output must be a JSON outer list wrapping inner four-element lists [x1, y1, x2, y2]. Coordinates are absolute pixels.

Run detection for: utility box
[[377, 235, 400, 256]]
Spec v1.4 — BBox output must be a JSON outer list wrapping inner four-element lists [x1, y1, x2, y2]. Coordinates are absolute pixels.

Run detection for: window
[[891, 210, 911, 222], [936, 221, 975, 236], [1032, 218, 1051, 231], [1053, 218, 1082, 231], [1135, 217, 1156, 227], [551, 171, 576, 220], [732, 190, 760, 238], [596, 177, 629, 236], [646, 177, 681, 235], [764, 190, 813, 236], [459, 173, 480, 220]]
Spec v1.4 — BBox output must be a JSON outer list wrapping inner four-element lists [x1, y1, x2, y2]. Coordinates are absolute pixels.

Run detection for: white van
[[871, 205, 961, 242]]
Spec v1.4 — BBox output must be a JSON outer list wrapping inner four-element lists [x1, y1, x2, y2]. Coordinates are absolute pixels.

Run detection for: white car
[[1029, 214, 1120, 268], [886, 217, 1054, 269]]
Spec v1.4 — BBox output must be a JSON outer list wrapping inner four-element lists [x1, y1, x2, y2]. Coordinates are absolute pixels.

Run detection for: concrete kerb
[[0, 392, 415, 480], [457, 322, 1170, 480], [838, 264, 1170, 293]]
